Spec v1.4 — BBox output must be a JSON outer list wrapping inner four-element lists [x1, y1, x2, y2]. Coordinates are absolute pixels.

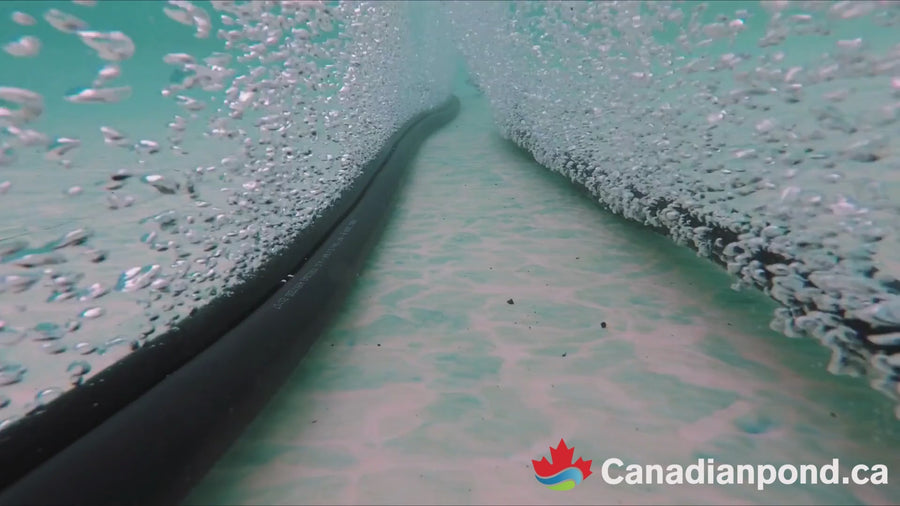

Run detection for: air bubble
[[67, 360, 91, 376], [32, 322, 64, 341], [0, 416, 21, 431], [0, 274, 40, 294], [43, 8, 88, 33], [4, 36, 41, 58], [0, 364, 26, 386], [116, 264, 161, 292], [142, 174, 179, 194], [65, 86, 132, 104], [77, 30, 135, 61], [11, 12, 37, 26], [79, 307, 104, 319], [0, 327, 25, 346], [96, 64, 121, 84], [34, 387, 62, 406], [45, 137, 80, 160], [41, 342, 66, 354], [74, 342, 96, 355]]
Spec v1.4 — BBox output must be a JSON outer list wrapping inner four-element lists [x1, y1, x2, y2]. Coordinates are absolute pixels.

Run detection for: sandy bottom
[[185, 89, 900, 505]]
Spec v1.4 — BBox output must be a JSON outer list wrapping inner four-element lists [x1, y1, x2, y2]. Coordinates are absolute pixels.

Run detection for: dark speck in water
[[507, 298, 514, 305], [601, 321, 607, 328]]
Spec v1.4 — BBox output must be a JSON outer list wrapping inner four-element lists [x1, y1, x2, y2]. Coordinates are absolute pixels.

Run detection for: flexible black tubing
[[0, 95, 460, 506]]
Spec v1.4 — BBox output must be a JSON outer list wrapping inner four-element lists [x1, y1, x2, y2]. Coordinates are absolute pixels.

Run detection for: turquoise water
[[1, 1, 898, 504]]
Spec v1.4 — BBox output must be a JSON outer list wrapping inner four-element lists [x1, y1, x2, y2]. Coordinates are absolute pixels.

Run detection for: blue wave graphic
[[534, 466, 584, 486]]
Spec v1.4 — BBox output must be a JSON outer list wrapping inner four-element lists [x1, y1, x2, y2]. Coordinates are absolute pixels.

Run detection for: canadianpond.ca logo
[[531, 441, 890, 492], [532, 439, 593, 491]]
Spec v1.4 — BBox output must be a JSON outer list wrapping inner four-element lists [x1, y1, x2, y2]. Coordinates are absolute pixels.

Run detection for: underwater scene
[[0, 1, 899, 504]]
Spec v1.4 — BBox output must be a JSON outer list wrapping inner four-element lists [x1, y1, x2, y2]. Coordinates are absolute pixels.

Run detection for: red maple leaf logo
[[532, 439, 593, 479]]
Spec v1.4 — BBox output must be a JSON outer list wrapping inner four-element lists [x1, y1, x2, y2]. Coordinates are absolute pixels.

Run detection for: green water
[[1, 2, 898, 504]]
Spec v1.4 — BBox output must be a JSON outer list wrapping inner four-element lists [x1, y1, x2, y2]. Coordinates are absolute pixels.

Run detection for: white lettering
[[596, 457, 888, 490], [601, 458, 624, 485]]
